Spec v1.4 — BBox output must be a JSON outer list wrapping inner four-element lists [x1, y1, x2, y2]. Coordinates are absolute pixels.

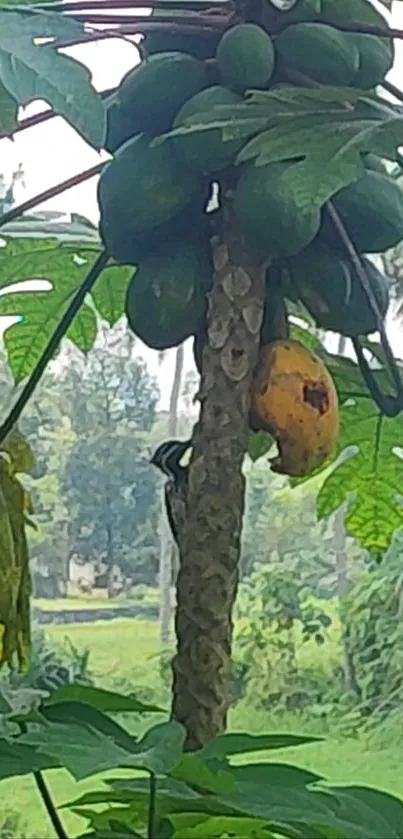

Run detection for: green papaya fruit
[[105, 96, 134, 154], [349, 33, 393, 89], [275, 22, 359, 85], [287, 240, 389, 337], [173, 85, 244, 173], [217, 24, 275, 93], [126, 241, 212, 350], [233, 161, 320, 259], [98, 134, 202, 264], [323, 171, 403, 254], [116, 52, 208, 137]]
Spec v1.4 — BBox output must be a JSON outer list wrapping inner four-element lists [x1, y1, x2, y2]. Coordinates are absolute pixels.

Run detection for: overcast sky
[[0, 2, 402, 409]]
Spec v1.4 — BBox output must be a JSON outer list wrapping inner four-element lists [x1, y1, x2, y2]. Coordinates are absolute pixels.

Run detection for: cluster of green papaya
[[98, 2, 400, 351]]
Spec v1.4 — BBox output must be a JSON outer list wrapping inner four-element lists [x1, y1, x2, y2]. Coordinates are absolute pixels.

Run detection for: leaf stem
[[38, 0, 230, 9], [64, 11, 230, 25], [382, 78, 403, 105], [0, 250, 109, 446], [34, 771, 69, 839], [326, 202, 403, 415], [0, 163, 105, 230], [147, 773, 157, 839], [54, 20, 223, 48]]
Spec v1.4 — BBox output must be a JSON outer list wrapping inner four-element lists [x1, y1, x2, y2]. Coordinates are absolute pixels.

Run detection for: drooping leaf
[[0, 457, 32, 668], [45, 683, 165, 714], [0, 81, 17, 133], [92, 265, 133, 327], [0, 10, 106, 147], [0, 240, 102, 382], [2, 429, 35, 475]]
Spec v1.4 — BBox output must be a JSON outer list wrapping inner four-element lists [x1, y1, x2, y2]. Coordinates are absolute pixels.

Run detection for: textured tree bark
[[171, 211, 265, 749]]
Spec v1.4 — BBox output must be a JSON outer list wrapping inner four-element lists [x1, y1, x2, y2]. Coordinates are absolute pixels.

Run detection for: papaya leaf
[[236, 110, 403, 219], [317, 398, 403, 557], [21, 719, 185, 780], [0, 737, 57, 778], [0, 81, 17, 134], [1, 212, 101, 244], [0, 240, 101, 382], [0, 10, 106, 147], [92, 265, 133, 327]]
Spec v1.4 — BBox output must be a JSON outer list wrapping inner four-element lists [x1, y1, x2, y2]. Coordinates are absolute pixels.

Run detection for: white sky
[[0, 3, 403, 408]]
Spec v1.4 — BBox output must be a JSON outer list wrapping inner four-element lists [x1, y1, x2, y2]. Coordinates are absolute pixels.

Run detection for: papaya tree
[[1, 0, 403, 756]]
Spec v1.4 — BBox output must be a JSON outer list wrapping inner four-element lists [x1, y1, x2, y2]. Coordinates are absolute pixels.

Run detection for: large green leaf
[[0, 10, 106, 147], [237, 100, 403, 221], [317, 398, 403, 557], [45, 683, 164, 714], [21, 719, 184, 781], [0, 240, 100, 381], [163, 86, 403, 227]]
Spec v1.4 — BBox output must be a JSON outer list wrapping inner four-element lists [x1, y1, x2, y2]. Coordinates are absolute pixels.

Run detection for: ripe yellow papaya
[[251, 340, 339, 477]]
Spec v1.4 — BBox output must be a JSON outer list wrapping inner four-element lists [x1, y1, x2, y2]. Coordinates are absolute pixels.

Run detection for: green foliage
[[0, 239, 132, 383], [0, 10, 106, 147], [0, 680, 401, 839], [344, 541, 403, 717], [318, 399, 403, 558], [235, 563, 332, 709], [57, 325, 160, 581]]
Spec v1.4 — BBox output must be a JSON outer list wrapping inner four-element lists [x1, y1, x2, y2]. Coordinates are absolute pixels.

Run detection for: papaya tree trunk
[[171, 212, 265, 749], [159, 345, 184, 645]]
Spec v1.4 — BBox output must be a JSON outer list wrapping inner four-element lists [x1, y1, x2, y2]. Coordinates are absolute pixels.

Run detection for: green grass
[[1, 616, 403, 838]]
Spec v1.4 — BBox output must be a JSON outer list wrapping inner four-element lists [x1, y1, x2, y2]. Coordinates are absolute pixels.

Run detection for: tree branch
[[34, 771, 69, 839], [0, 250, 109, 446], [0, 162, 105, 230]]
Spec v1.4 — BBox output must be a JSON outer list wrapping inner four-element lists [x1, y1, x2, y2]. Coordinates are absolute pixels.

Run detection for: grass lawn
[[1, 616, 402, 838]]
